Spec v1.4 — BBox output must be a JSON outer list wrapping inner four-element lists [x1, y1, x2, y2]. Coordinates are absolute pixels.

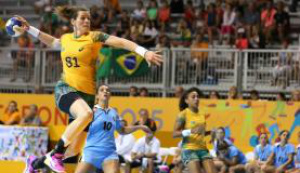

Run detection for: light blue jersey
[[273, 143, 295, 169], [226, 146, 247, 165], [82, 105, 123, 169], [213, 138, 233, 152], [296, 145, 300, 168], [254, 144, 273, 161]]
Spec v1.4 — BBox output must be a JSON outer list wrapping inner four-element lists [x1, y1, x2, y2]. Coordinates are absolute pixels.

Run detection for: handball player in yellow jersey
[[173, 87, 217, 173], [16, 5, 162, 173]]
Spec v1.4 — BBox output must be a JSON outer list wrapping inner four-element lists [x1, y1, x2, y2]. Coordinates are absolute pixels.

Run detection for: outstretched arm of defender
[[117, 125, 152, 135], [92, 31, 163, 66], [14, 15, 61, 48]]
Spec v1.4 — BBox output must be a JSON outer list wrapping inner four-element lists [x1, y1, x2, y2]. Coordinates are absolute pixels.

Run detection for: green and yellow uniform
[[55, 31, 109, 113], [177, 108, 212, 164]]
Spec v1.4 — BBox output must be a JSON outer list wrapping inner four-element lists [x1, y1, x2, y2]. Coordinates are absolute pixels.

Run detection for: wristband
[[135, 46, 148, 57], [182, 129, 192, 137], [27, 26, 40, 38]]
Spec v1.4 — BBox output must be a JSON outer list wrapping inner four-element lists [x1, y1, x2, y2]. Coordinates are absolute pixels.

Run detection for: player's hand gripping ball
[[5, 17, 25, 37]]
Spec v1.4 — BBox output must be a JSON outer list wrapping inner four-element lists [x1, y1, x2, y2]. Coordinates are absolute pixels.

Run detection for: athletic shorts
[[181, 149, 212, 165], [82, 149, 119, 169], [54, 80, 95, 131]]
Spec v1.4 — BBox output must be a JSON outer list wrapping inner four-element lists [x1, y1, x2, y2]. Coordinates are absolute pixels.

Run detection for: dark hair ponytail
[[55, 6, 88, 21]]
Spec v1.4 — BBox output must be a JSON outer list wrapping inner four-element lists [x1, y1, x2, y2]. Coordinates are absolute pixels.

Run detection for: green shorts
[[181, 149, 213, 165], [54, 80, 95, 120]]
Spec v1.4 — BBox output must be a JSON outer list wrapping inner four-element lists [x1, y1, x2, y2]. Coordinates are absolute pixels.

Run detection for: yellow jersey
[[60, 32, 104, 95], [178, 108, 207, 150]]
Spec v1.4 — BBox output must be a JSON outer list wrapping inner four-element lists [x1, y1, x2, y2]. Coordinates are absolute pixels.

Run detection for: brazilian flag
[[97, 47, 112, 78], [113, 49, 149, 78]]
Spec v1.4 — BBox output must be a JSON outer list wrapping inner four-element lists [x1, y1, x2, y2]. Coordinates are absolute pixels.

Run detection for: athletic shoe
[[44, 153, 66, 173], [23, 155, 38, 173]]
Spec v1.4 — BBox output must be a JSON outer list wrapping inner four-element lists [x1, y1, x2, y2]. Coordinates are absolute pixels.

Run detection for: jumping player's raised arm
[[91, 31, 163, 66], [14, 15, 61, 48]]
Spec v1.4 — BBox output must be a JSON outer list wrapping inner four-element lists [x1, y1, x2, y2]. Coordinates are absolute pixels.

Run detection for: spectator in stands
[[209, 91, 220, 99], [170, 0, 184, 14], [274, 1, 290, 43], [155, 33, 170, 50], [221, 3, 236, 43], [205, 3, 218, 45], [130, 19, 144, 42], [126, 130, 161, 173], [249, 90, 260, 100], [139, 87, 149, 97], [134, 108, 157, 133], [147, 0, 158, 22], [249, 25, 264, 49], [261, 130, 295, 173], [246, 133, 273, 173], [235, 28, 249, 50], [227, 86, 238, 100], [20, 104, 43, 126], [272, 39, 292, 88], [120, 10, 131, 33], [11, 34, 34, 82], [261, 0, 277, 44], [191, 33, 209, 63], [0, 100, 21, 125], [34, 0, 50, 14], [40, 6, 59, 35], [184, 0, 196, 27], [214, 139, 247, 173], [158, 0, 170, 26], [114, 21, 130, 38], [132, 0, 146, 21], [103, 0, 121, 21], [174, 86, 184, 98], [193, 6, 206, 32], [291, 90, 300, 102], [90, 5, 102, 30], [245, 2, 260, 39], [141, 20, 158, 48], [215, 0, 224, 28], [116, 120, 136, 165], [289, 0, 299, 12], [276, 92, 286, 102], [129, 86, 139, 97], [175, 19, 192, 47]]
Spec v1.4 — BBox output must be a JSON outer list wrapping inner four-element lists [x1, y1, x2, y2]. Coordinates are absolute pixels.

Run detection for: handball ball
[[5, 17, 24, 37]]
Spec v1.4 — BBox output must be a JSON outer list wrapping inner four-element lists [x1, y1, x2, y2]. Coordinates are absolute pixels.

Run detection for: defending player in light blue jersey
[[262, 130, 295, 173], [75, 85, 151, 173]]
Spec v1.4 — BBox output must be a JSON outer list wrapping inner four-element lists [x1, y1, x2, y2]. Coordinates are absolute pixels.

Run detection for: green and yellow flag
[[97, 47, 112, 78], [113, 49, 149, 77], [97, 48, 150, 79]]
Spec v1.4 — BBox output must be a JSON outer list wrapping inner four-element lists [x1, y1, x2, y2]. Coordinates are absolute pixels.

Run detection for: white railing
[[0, 47, 299, 96], [171, 48, 239, 92]]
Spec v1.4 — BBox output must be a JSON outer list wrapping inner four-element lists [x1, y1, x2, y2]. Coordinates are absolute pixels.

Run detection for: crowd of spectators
[[28, 0, 295, 50], [0, 101, 43, 126], [128, 85, 300, 102]]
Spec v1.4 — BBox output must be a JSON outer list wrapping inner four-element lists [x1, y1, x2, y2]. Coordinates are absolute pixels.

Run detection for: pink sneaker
[[44, 153, 66, 173], [23, 155, 38, 173]]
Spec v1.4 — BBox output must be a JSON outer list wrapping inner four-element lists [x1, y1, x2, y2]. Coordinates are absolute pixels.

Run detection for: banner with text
[[0, 94, 299, 152]]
